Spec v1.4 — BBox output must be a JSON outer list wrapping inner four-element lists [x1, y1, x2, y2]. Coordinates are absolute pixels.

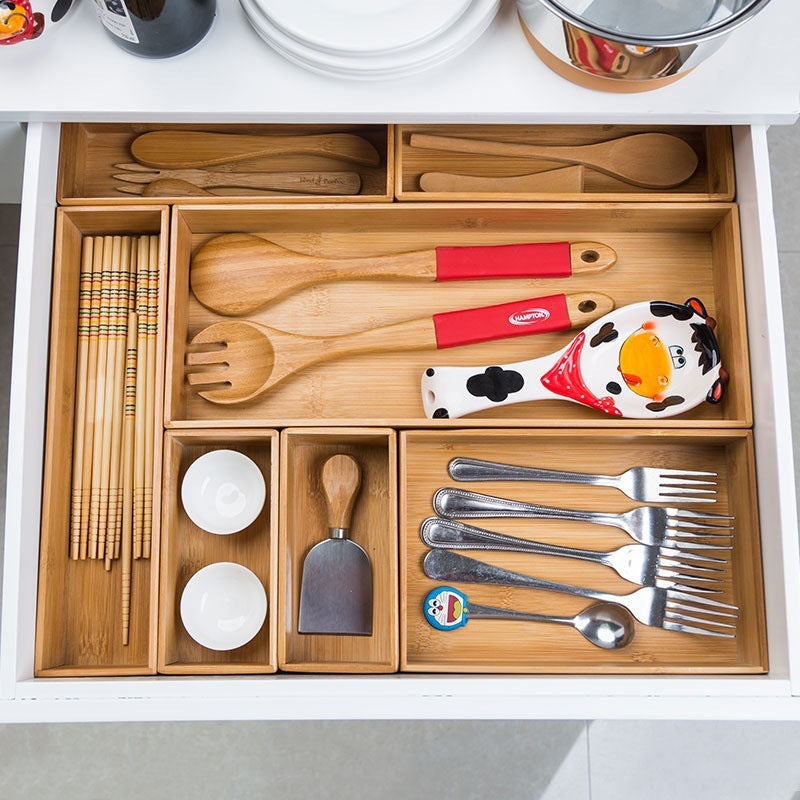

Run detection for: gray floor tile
[[588, 720, 800, 800], [0, 720, 589, 800], [768, 120, 800, 253]]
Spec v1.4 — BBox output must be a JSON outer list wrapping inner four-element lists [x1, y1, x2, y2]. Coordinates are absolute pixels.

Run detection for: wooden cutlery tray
[[395, 125, 734, 202], [165, 202, 751, 428], [159, 429, 279, 674], [400, 429, 766, 674], [35, 206, 169, 677], [279, 428, 398, 673], [57, 123, 394, 205]]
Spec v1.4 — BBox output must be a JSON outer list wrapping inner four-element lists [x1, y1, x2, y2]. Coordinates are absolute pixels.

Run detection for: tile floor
[[0, 122, 798, 799]]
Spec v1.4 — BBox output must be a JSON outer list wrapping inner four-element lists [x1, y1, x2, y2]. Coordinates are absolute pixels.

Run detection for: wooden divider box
[[58, 123, 394, 205], [35, 206, 169, 677], [279, 428, 398, 673], [165, 202, 751, 428], [395, 125, 735, 202], [400, 428, 767, 674], [159, 430, 279, 674]]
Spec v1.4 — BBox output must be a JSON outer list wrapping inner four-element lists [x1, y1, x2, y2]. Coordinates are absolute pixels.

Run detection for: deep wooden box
[[395, 125, 735, 202], [58, 123, 394, 205]]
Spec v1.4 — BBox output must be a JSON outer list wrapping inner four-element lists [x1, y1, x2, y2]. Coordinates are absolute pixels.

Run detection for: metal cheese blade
[[298, 538, 373, 635]]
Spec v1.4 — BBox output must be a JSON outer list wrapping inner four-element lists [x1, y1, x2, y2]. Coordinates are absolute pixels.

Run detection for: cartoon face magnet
[[424, 586, 469, 631], [421, 298, 728, 420], [0, 1, 44, 45]]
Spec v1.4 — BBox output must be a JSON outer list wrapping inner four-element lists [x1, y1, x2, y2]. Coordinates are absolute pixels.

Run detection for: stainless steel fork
[[448, 457, 718, 504], [433, 488, 733, 549], [423, 550, 738, 638], [420, 517, 727, 592]]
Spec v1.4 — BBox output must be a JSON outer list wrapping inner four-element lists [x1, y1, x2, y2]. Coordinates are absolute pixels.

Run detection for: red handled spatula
[[298, 454, 372, 636]]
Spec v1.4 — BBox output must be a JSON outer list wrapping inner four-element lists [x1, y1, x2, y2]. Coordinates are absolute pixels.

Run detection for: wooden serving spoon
[[419, 166, 585, 194], [409, 133, 699, 189], [190, 233, 617, 316], [185, 292, 614, 404], [131, 131, 381, 168]]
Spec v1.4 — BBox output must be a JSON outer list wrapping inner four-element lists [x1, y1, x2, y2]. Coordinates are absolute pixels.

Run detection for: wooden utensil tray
[[400, 428, 766, 674], [159, 429, 279, 674], [395, 125, 734, 202], [35, 206, 169, 677], [165, 202, 751, 428], [57, 124, 394, 205], [279, 428, 398, 673]]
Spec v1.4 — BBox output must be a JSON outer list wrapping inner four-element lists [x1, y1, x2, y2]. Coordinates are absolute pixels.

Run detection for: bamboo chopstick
[[121, 310, 138, 645], [133, 236, 149, 560], [143, 235, 159, 560], [69, 237, 94, 560]]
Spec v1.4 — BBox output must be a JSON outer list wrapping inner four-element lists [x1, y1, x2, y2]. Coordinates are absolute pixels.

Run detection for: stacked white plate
[[240, 0, 501, 79]]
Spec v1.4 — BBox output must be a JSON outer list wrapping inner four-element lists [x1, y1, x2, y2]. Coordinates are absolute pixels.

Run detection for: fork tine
[[659, 579, 724, 594], [663, 621, 735, 638], [664, 538, 731, 551], [659, 469, 717, 478], [666, 520, 734, 532], [666, 608, 737, 628], [660, 486, 717, 495], [186, 370, 230, 388], [660, 479, 717, 488], [659, 549, 727, 565], [115, 185, 144, 195], [659, 495, 716, 505], [667, 589, 737, 610], [667, 600, 738, 619], [667, 508, 734, 521], [112, 162, 159, 172], [659, 564, 725, 580], [185, 349, 228, 368]]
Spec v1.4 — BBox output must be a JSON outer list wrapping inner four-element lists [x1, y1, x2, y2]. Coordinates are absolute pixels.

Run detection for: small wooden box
[[165, 202, 751, 428], [400, 428, 767, 674], [57, 123, 394, 205], [158, 429, 279, 674], [395, 125, 735, 202], [35, 206, 169, 677], [279, 428, 398, 673]]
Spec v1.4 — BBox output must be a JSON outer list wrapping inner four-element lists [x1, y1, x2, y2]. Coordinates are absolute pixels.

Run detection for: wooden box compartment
[[159, 430, 279, 674], [57, 123, 394, 205], [400, 428, 767, 674], [35, 206, 169, 677], [165, 202, 751, 428], [395, 125, 734, 202], [279, 428, 398, 672]]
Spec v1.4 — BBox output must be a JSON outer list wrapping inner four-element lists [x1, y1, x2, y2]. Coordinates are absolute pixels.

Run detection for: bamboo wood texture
[[409, 132, 699, 189], [133, 238, 148, 560], [158, 430, 278, 674], [118, 179, 265, 198], [144, 235, 159, 559], [419, 166, 585, 194], [400, 429, 766, 674], [395, 125, 734, 202], [279, 429, 398, 673], [36, 206, 168, 677], [113, 165, 363, 195], [190, 233, 615, 317], [166, 203, 751, 428], [121, 311, 138, 645], [322, 454, 362, 530], [132, 131, 381, 168], [186, 292, 611, 405], [57, 123, 394, 204]]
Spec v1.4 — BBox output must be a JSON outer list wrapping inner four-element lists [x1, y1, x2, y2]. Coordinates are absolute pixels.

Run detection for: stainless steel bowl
[[517, 0, 773, 92]]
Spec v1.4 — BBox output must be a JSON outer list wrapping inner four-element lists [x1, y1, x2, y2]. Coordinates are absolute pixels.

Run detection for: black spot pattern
[[466, 367, 525, 403], [425, 368, 435, 377], [649, 301, 694, 321], [646, 395, 685, 412], [606, 381, 621, 395], [690, 323, 721, 375], [590, 322, 618, 348], [432, 408, 449, 418]]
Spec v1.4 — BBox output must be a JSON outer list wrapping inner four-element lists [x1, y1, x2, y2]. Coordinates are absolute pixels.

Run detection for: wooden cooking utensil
[[409, 133, 699, 189], [117, 180, 265, 198], [130, 131, 381, 168], [419, 166, 585, 194], [190, 233, 617, 317], [185, 292, 614, 405], [113, 164, 362, 195]]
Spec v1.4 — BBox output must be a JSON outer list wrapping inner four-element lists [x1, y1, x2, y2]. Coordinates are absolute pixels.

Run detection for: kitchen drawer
[[2, 122, 800, 722]]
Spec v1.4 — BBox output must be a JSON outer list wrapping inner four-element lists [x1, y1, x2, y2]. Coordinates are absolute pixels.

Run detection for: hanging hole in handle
[[578, 300, 597, 313], [581, 249, 600, 263]]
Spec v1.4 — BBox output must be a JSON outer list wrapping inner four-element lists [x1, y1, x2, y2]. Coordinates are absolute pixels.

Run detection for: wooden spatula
[[409, 133, 699, 189], [190, 233, 617, 316], [184, 292, 614, 404], [131, 131, 381, 168], [419, 165, 584, 194]]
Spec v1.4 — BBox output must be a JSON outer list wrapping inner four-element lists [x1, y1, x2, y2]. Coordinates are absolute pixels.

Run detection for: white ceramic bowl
[[180, 562, 268, 651], [181, 449, 266, 535]]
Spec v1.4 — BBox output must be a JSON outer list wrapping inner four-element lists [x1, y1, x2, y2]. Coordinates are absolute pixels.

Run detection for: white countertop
[[1, 0, 798, 124]]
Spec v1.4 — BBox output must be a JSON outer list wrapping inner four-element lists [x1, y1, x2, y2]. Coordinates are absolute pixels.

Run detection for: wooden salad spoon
[[190, 233, 617, 316]]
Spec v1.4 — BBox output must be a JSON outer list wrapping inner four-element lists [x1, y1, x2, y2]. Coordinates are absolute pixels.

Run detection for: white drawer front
[[2, 123, 799, 722]]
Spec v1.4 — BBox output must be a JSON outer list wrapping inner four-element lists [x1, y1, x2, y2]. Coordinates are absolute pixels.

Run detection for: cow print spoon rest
[[421, 298, 728, 421]]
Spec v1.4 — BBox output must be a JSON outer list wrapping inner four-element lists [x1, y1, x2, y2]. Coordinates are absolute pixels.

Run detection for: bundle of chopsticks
[[69, 234, 160, 646]]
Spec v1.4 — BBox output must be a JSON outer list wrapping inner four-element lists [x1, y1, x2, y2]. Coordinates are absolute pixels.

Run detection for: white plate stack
[[239, 0, 502, 79]]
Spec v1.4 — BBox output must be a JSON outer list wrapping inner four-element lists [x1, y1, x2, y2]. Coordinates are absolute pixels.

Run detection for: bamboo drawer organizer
[[394, 124, 735, 202], [35, 124, 765, 677]]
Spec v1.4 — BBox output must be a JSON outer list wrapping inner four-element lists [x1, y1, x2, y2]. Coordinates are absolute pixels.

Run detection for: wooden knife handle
[[322, 455, 362, 533]]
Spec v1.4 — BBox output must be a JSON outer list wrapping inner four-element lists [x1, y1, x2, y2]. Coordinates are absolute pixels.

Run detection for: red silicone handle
[[433, 293, 572, 349], [435, 242, 571, 281]]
